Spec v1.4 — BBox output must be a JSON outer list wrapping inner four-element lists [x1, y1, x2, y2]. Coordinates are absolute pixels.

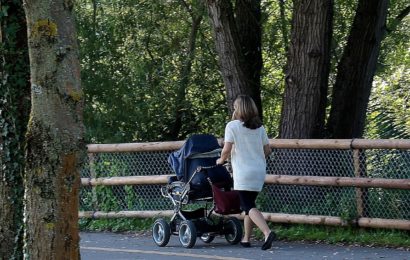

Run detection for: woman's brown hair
[[232, 95, 262, 129]]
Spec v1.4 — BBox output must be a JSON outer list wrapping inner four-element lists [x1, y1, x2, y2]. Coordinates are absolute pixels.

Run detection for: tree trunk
[[279, 0, 333, 138], [326, 0, 388, 138], [23, 0, 84, 259], [205, 0, 262, 116], [234, 0, 263, 117], [0, 1, 30, 259]]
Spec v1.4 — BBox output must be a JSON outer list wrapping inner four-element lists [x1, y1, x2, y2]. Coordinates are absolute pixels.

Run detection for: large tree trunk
[[326, 0, 389, 138], [234, 0, 263, 117], [23, 0, 84, 259], [205, 0, 263, 116], [279, 0, 333, 138], [0, 1, 30, 259]]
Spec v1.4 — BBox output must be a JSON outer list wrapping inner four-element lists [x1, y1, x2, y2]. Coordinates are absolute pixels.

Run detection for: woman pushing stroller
[[216, 95, 276, 250]]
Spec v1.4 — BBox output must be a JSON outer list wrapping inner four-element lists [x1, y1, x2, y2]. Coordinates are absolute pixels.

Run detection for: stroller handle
[[196, 165, 217, 171], [196, 162, 230, 172]]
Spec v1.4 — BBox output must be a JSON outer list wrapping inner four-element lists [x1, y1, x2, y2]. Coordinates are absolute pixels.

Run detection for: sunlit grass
[[272, 224, 410, 248]]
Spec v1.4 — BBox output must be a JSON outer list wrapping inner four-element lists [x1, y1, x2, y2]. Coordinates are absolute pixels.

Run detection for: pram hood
[[168, 134, 221, 180]]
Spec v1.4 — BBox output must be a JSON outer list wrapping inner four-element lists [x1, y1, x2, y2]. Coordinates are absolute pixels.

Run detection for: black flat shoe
[[240, 241, 251, 247], [261, 232, 276, 250]]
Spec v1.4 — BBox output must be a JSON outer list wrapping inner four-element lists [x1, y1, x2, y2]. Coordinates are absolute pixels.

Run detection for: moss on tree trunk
[[23, 0, 84, 259]]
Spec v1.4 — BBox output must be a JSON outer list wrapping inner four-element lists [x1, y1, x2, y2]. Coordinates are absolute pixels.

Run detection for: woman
[[216, 95, 276, 250]]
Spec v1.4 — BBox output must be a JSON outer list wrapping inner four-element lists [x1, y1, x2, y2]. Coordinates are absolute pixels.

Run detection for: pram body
[[152, 134, 243, 248]]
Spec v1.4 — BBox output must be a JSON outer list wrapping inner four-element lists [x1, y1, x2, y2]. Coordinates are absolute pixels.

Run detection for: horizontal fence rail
[[81, 175, 410, 189], [80, 139, 410, 230], [87, 139, 410, 152]]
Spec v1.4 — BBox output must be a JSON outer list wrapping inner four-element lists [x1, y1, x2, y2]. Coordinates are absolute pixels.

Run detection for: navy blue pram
[[168, 134, 232, 199], [152, 134, 243, 248]]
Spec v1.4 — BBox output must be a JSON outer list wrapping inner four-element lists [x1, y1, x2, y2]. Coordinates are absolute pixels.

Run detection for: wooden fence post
[[353, 149, 364, 217], [88, 153, 98, 211]]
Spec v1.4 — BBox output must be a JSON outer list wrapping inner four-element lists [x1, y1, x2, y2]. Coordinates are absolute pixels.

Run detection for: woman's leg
[[242, 215, 253, 242], [248, 208, 271, 239], [249, 208, 276, 250], [238, 191, 274, 245]]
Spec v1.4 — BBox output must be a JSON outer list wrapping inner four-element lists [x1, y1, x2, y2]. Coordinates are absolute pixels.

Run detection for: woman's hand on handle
[[216, 158, 225, 165]]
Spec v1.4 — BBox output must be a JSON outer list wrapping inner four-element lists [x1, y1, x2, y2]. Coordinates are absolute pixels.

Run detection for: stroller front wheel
[[224, 217, 243, 245], [178, 220, 197, 248], [152, 218, 171, 247]]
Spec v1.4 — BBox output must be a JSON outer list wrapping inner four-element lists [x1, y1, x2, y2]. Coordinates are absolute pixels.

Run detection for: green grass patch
[[272, 224, 410, 248], [79, 218, 155, 232]]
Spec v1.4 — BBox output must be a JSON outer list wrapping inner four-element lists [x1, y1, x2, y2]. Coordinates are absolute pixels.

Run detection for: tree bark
[[23, 0, 84, 259], [205, 0, 262, 116], [0, 1, 30, 259], [234, 0, 263, 117], [279, 0, 333, 138], [326, 0, 389, 138]]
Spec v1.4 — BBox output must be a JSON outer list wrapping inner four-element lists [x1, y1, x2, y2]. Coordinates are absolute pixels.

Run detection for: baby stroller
[[152, 134, 243, 248]]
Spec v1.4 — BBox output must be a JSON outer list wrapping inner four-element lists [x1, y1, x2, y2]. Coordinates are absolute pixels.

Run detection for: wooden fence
[[79, 139, 410, 230]]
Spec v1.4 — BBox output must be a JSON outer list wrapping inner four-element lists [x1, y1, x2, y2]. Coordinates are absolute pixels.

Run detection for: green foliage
[[366, 66, 410, 139], [363, 1, 410, 139], [260, 1, 291, 137], [256, 187, 269, 209], [75, 0, 409, 142], [76, 0, 227, 143]]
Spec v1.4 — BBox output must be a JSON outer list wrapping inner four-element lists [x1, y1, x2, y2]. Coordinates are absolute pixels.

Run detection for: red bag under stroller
[[211, 182, 241, 215]]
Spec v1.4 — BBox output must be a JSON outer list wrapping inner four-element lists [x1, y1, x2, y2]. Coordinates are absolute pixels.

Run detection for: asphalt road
[[80, 232, 409, 260]]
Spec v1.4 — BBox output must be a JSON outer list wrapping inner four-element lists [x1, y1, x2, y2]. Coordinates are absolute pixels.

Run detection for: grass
[[270, 224, 410, 249], [79, 218, 155, 233], [80, 218, 410, 249]]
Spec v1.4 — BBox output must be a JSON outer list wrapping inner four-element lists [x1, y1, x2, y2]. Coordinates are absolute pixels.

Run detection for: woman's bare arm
[[216, 142, 233, 165]]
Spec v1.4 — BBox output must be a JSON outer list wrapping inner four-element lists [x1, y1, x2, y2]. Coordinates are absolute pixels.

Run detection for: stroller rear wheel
[[200, 233, 215, 243], [224, 217, 242, 245], [152, 218, 171, 247], [178, 220, 197, 248]]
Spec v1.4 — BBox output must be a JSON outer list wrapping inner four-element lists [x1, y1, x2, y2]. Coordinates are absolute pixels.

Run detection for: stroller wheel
[[224, 217, 243, 245], [200, 233, 215, 243], [178, 220, 197, 248], [152, 218, 171, 247]]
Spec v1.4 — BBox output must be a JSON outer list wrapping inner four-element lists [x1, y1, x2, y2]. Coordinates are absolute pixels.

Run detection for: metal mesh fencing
[[80, 148, 410, 221]]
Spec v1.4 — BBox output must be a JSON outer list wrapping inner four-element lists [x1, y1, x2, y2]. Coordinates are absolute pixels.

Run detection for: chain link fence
[[80, 142, 410, 226]]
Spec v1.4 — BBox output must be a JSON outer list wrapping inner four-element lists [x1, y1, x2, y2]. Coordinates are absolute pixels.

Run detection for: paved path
[[80, 232, 409, 260]]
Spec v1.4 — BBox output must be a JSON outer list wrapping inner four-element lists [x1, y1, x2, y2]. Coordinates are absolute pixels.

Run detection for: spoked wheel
[[152, 218, 171, 247], [224, 217, 243, 245], [200, 233, 215, 243], [178, 220, 197, 248]]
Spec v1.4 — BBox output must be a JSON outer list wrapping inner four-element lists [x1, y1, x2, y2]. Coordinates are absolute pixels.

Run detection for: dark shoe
[[240, 241, 251, 248], [261, 232, 276, 250]]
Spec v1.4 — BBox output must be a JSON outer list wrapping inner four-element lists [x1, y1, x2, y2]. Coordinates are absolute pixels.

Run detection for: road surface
[[80, 232, 409, 260]]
